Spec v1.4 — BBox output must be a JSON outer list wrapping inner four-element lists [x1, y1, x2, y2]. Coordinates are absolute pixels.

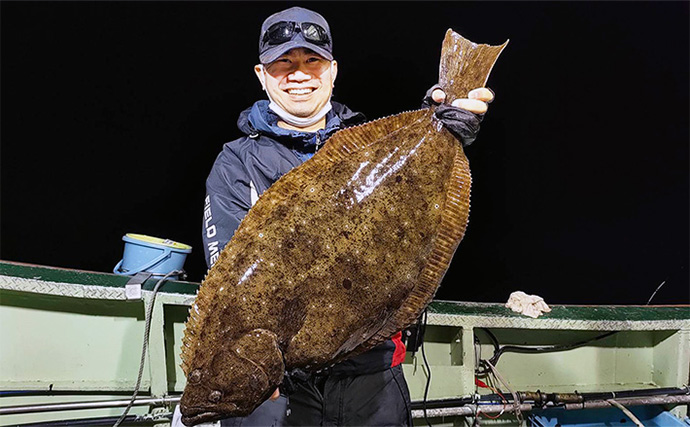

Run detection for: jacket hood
[[236, 100, 366, 151]]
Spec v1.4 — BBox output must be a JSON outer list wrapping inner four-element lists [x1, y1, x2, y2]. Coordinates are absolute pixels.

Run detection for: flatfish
[[179, 30, 507, 426]]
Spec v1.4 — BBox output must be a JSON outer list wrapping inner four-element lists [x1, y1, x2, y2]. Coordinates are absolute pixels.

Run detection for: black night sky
[[1, 2, 688, 305]]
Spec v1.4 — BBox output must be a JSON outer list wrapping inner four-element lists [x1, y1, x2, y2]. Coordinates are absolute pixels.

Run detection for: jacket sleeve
[[202, 147, 252, 269]]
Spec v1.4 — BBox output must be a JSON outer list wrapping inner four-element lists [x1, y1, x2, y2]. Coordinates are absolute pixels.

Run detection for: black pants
[[286, 365, 412, 427], [220, 396, 288, 427], [220, 366, 411, 427]]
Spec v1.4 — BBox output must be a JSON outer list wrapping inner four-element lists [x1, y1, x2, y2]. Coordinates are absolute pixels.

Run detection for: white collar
[[267, 99, 332, 128]]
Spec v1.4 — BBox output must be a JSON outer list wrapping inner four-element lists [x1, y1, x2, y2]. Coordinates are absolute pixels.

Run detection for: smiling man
[[194, 6, 493, 427], [255, 48, 336, 132]]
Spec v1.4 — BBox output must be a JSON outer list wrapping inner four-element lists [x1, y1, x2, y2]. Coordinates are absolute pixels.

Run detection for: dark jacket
[[203, 100, 405, 375]]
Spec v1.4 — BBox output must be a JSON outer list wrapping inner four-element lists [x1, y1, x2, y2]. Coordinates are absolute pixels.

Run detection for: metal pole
[[411, 394, 690, 418], [564, 394, 690, 410], [0, 396, 182, 415], [412, 403, 534, 418]]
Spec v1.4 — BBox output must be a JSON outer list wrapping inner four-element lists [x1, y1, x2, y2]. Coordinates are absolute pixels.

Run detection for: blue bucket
[[114, 233, 192, 280]]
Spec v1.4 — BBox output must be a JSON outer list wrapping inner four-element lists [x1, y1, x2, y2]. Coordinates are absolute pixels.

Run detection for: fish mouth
[[180, 407, 223, 426]]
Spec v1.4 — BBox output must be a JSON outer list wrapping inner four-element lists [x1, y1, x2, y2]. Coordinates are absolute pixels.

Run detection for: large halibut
[[180, 30, 507, 425]]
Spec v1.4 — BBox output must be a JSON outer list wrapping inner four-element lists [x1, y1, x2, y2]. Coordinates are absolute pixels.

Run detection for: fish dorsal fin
[[180, 290, 201, 374], [180, 270, 219, 375], [317, 109, 430, 162]]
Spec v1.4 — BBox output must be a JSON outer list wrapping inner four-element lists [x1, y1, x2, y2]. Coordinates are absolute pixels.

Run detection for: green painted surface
[[0, 290, 151, 391]]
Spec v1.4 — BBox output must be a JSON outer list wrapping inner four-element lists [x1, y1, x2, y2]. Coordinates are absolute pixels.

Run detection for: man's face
[[254, 48, 337, 119]]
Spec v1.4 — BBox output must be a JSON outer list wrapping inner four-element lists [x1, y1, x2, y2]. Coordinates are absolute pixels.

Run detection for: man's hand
[[431, 87, 494, 114], [422, 85, 495, 146], [269, 388, 280, 401]]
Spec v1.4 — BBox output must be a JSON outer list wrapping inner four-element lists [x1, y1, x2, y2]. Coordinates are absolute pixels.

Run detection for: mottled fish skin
[[179, 30, 507, 426]]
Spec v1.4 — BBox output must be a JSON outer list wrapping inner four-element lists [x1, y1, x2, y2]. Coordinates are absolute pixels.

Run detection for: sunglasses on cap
[[262, 21, 331, 46]]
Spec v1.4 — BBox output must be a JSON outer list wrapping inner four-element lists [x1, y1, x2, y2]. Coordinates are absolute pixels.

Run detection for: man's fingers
[[451, 98, 488, 114], [431, 87, 493, 113], [270, 388, 280, 401], [431, 89, 446, 104], [468, 87, 495, 103]]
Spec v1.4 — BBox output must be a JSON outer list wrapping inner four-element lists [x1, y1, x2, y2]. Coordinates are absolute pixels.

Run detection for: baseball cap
[[259, 7, 333, 64]]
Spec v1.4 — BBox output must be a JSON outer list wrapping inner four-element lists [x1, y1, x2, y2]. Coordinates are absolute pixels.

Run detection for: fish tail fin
[[438, 30, 508, 104]]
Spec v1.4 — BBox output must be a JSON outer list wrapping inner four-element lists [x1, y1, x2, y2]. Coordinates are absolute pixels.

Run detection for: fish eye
[[208, 390, 222, 403], [188, 369, 202, 384]]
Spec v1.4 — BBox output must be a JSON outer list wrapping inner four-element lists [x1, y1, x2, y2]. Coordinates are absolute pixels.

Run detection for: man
[[198, 6, 494, 427]]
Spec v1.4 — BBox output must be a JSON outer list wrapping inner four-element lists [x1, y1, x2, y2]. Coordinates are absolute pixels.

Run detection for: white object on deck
[[506, 291, 552, 318]]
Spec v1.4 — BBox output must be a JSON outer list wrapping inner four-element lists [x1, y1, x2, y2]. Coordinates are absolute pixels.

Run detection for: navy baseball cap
[[259, 7, 333, 64]]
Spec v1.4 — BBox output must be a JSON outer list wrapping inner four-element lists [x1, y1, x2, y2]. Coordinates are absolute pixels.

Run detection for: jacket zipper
[[315, 133, 322, 152]]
